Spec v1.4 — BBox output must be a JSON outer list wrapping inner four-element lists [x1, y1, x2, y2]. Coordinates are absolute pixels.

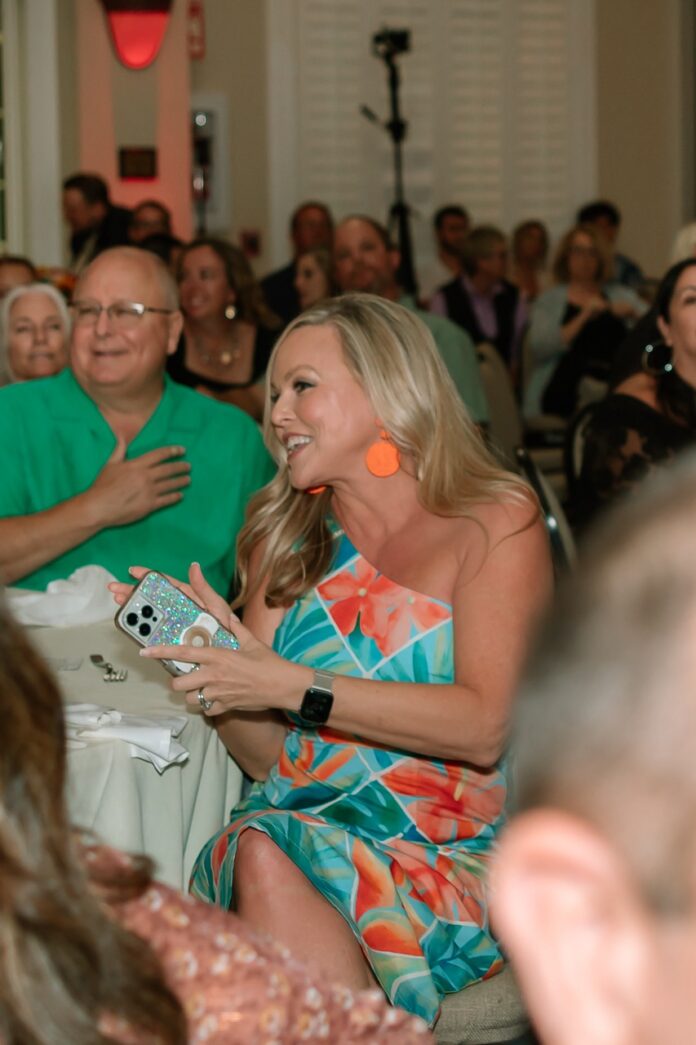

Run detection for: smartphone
[[115, 570, 239, 676]]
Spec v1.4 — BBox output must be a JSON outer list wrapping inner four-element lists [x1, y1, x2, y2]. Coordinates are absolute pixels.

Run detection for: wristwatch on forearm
[[299, 668, 336, 725]]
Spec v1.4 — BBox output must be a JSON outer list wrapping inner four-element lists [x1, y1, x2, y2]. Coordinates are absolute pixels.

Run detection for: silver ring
[[197, 688, 213, 712]]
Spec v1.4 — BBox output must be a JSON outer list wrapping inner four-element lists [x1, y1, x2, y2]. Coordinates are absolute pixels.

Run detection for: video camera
[[372, 28, 411, 60]]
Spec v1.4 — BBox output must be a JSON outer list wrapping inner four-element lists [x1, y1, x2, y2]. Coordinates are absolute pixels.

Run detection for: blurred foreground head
[[492, 452, 696, 1045]]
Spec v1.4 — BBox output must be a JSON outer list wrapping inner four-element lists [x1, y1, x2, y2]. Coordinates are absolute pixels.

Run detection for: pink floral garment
[[102, 860, 432, 1044]]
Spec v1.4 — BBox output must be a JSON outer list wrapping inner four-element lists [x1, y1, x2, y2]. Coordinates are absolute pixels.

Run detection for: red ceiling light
[[100, 0, 173, 71]]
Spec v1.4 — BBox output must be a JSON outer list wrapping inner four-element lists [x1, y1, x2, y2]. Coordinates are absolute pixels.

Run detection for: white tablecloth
[[32, 620, 242, 890]]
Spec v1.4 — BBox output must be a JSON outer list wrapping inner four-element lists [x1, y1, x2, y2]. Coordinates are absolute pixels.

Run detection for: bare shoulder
[[468, 492, 543, 547], [614, 372, 659, 409], [451, 493, 550, 591]]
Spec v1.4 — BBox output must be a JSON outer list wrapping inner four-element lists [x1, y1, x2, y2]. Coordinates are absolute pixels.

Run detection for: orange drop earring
[[365, 430, 400, 478], [306, 485, 327, 495]]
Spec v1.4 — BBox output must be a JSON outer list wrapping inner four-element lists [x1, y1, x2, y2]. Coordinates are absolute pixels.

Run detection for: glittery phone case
[[115, 571, 239, 676]]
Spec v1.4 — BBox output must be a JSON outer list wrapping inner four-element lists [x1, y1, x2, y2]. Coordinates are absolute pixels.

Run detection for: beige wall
[[190, 1, 271, 273], [67, 0, 192, 253], [595, 0, 690, 277]]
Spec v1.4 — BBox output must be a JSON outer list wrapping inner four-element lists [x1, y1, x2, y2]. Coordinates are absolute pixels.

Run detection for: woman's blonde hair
[[235, 293, 534, 608]]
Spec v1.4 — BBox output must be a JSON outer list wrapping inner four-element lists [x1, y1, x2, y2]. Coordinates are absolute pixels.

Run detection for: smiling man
[[333, 216, 489, 426], [0, 247, 274, 594]]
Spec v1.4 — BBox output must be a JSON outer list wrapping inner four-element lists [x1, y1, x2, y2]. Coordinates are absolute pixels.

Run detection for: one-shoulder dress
[[190, 529, 508, 1025]]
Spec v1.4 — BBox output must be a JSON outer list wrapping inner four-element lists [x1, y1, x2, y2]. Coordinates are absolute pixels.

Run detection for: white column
[[265, 0, 299, 267], [23, 0, 63, 264]]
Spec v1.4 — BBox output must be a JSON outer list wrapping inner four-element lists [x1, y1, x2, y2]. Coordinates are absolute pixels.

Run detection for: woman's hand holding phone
[[109, 562, 236, 630], [135, 568, 310, 717]]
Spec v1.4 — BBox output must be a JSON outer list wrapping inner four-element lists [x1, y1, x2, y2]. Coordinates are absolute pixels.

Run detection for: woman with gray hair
[[0, 282, 70, 384]]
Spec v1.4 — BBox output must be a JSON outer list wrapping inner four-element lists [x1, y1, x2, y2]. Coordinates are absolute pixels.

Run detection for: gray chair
[[516, 446, 577, 576], [476, 342, 565, 498], [435, 964, 532, 1044]]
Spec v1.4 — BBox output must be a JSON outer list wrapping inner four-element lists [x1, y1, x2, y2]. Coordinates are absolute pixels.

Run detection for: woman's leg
[[233, 829, 377, 991]]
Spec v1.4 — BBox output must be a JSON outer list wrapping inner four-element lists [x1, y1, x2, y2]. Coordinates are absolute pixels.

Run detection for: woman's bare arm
[[151, 501, 553, 769], [214, 542, 289, 779]]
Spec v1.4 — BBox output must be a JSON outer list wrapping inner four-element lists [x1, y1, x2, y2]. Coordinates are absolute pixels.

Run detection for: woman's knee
[[234, 830, 290, 898]]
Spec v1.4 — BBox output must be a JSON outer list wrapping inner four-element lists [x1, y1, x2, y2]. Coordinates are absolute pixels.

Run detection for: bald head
[[70, 245, 183, 403], [75, 247, 179, 310]]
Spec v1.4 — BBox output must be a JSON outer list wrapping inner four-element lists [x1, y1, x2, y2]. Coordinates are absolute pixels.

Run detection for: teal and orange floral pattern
[[190, 530, 507, 1025]]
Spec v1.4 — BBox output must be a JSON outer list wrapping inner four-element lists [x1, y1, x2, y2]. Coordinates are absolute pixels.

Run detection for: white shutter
[[266, 0, 595, 269]]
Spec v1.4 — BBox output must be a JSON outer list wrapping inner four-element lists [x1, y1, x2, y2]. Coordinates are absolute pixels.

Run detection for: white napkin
[[64, 703, 189, 774], [6, 565, 118, 626]]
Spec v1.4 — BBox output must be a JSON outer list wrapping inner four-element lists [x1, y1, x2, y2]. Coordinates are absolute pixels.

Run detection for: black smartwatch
[[299, 669, 335, 725]]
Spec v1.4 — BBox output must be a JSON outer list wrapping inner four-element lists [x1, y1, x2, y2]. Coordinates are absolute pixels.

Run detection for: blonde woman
[[116, 294, 551, 1026]]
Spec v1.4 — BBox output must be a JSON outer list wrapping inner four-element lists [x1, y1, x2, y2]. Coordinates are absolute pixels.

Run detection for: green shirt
[[0, 370, 276, 594], [399, 294, 489, 423]]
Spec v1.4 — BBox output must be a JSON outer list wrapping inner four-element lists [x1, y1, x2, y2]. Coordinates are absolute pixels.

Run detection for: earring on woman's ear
[[365, 430, 400, 478], [306, 486, 327, 495], [224, 304, 237, 321], [642, 341, 673, 376]]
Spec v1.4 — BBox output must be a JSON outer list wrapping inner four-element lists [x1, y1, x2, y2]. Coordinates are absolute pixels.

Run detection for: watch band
[[311, 669, 336, 695], [299, 668, 336, 725]]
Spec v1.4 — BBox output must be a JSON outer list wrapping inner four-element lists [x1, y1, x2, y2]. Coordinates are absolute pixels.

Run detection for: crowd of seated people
[[7, 170, 696, 1039]]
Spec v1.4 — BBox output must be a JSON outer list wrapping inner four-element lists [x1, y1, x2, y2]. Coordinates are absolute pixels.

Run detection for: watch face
[[300, 688, 333, 725]]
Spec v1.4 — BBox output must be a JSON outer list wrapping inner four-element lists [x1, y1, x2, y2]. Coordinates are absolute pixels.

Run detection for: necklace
[[191, 327, 242, 367]]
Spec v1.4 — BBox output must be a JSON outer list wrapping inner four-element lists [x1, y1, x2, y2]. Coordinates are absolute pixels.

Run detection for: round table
[[32, 619, 243, 889]]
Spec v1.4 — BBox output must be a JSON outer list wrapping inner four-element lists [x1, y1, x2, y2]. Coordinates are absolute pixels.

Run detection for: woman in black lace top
[[570, 259, 696, 528], [169, 239, 281, 421]]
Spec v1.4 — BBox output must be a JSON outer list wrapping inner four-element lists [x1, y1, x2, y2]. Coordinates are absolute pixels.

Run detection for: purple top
[[430, 274, 528, 364]]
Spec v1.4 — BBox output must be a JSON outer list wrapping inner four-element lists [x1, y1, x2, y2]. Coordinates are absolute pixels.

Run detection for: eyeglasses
[[70, 300, 174, 330]]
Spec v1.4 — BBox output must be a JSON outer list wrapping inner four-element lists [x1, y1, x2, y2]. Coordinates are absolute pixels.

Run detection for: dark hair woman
[[568, 257, 696, 528], [170, 237, 281, 421]]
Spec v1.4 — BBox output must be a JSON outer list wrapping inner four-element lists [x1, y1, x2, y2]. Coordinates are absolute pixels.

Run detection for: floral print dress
[[190, 529, 507, 1025]]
